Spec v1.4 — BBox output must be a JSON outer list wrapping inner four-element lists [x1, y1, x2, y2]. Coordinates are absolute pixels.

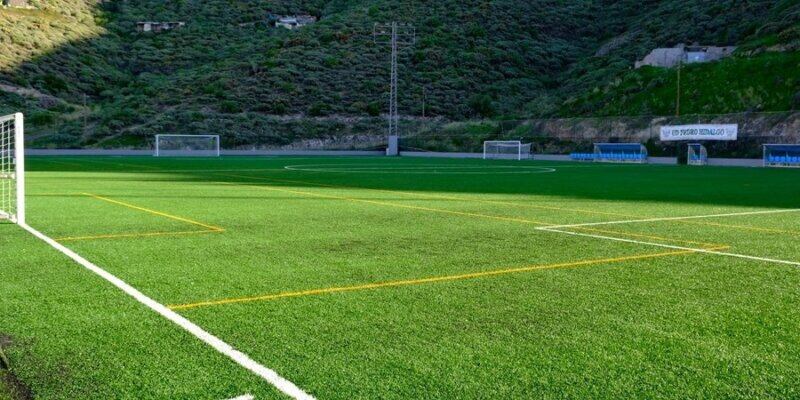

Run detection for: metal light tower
[[374, 22, 415, 155]]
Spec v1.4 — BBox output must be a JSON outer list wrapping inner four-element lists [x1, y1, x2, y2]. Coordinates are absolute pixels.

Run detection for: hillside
[[0, 0, 799, 148]]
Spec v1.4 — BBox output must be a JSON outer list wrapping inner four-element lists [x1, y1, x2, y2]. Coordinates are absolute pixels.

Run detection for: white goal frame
[[154, 134, 221, 157], [483, 140, 532, 160], [687, 143, 708, 166], [0, 113, 25, 225]]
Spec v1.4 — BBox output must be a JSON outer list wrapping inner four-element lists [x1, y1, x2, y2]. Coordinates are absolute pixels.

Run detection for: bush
[[220, 101, 242, 113], [28, 111, 57, 126], [366, 102, 382, 117], [468, 94, 495, 117], [40, 74, 68, 93], [308, 102, 331, 116]]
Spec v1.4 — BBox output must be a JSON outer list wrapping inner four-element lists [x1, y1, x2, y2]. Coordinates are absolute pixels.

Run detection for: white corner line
[[225, 394, 255, 400], [537, 226, 800, 267], [541, 208, 800, 229], [18, 223, 315, 400]]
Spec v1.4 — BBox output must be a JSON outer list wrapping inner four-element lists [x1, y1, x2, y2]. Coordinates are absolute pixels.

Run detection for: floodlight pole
[[676, 59, 682, 116], [374, 22, 415, 156], [389, 22, 399, 140]]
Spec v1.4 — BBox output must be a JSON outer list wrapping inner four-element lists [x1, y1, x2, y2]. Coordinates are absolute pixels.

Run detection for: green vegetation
[[0, 0, 799, 148], [567, 51, 800, 116], [3, 156, 800, 398]]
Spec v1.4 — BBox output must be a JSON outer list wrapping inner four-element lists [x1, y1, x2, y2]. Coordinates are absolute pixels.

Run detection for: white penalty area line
[[537, 226, 800, 267], [542, 208, 800, 229], [18, 223, 315, 400]]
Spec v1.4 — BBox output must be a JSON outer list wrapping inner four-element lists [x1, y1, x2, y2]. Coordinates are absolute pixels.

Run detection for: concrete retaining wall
[[28, 149, 153, 156], [222, 150, 384, 156], [27, 149, 385, 157], [707, 158, 763, 167], [400, 151, 484, 159]]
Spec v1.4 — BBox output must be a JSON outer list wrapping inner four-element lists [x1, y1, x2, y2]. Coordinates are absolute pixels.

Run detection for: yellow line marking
[[169, 248, 719, 311], [231, 174, 800, 235], [53, 194, 225, 242], [55, 229, 220, 242], [216, 174, 732, 248], [216, 175, 553, 226], [233, 175, 637, 217], [83, 193, 224, 232]]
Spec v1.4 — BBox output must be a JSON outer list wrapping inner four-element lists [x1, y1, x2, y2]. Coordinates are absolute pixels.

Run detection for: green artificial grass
[[2, 156, 800, 399]]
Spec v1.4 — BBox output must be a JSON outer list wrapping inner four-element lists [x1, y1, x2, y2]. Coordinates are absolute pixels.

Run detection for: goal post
[[154, 134, 221, 157], [0, 113, 24, 225], [483, 140, 532, 160], [687, 143, 708, 166]]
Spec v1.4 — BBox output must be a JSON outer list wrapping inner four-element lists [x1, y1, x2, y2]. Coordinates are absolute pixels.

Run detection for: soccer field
[[3, 156, 800, 399]]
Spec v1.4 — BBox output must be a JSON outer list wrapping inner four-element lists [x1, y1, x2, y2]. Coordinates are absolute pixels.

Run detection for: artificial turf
[[2, 156, 799, 399]]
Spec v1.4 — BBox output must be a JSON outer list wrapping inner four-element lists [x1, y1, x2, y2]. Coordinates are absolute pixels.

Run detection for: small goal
[[483, 141, 532, 160], [687, 143, 708, 166], [155, 135, 221, 157], [0, 113, 25, 225]]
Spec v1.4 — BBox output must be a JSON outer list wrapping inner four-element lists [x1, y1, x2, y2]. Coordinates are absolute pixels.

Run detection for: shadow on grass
[[24, 155, 800, 210]]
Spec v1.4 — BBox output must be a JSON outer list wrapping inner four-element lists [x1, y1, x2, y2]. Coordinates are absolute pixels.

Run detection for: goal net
[[763, 144, 800, 168], [0, 113, 25, 224], [483, 141, 532, 160], [155, 135, 220, 157], [687, 143, 708, 166]]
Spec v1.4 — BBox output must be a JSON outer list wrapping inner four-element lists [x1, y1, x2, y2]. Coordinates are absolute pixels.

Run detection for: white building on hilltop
[[635, 44, 736, 68], [136, 21, 186, 33], [274, 14, 317, 29]]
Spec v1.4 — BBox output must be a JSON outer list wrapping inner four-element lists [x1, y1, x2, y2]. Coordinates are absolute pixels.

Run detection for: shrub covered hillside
[[0, 0, 798, 148]]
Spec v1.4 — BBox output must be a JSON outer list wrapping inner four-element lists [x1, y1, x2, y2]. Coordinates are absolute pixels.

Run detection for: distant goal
[[483, 141, 532, 160], [0, 113, 25, 225], [687, 143, 708, 166], [155, 135, 220, 157]]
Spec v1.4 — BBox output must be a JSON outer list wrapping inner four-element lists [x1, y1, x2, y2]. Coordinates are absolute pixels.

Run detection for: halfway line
[[215, 175, 552, 226]]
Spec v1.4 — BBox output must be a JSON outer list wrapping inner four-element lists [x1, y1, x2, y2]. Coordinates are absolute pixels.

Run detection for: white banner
[[660, 124, 738, 141]]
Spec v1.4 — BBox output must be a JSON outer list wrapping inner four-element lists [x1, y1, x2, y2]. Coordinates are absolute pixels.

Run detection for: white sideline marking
[[537, 226, 800, 267], [542, 208, 800, 229], [226, 394, 254, 400], [18, 223, 315, 400]]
